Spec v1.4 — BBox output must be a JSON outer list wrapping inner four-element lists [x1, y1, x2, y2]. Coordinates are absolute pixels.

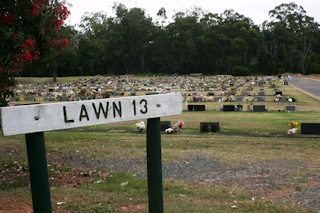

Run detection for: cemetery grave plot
[[11, 75, 319, 112]]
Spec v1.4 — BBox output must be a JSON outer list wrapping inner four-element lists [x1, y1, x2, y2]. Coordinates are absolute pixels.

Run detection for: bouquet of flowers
[[135, 121, 145, 133], [165, 120, 184, 133], [287, 121, 298, 134]]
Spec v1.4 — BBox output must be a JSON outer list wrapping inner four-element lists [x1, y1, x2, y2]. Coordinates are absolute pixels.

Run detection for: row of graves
[[11, 75, 295, 112], [183, 75, 296, 112], [12, 76, 176, 102]]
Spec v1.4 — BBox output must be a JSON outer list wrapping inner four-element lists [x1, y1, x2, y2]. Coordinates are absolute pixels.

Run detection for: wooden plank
[[0, 93, 182, 136]]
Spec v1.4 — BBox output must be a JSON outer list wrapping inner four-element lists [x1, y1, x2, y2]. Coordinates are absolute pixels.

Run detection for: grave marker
[[285, 105, 297, 112], [200, 122, 220, 133], [253, 105, 265, 112], [301, 123, 320, 135], [223, 105, 235, 111]]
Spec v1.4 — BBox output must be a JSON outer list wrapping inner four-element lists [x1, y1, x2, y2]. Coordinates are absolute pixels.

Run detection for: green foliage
[[0, 0, 70, 106], [5, 2, 320, 81]]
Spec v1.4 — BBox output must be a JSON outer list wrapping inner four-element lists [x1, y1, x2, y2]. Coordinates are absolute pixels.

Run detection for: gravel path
[[49, 152, 320, 210]]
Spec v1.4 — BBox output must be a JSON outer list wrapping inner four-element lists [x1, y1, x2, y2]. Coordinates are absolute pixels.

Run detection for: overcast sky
[[66, 0, 320, 27]]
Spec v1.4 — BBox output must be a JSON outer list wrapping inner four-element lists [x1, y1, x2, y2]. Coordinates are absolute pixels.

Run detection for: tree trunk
[[52, 69, 57, 83]]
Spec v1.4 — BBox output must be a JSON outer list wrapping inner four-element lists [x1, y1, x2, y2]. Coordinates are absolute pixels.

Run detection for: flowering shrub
[[0, 0, 70, 106], [287, 121, 299, 134]]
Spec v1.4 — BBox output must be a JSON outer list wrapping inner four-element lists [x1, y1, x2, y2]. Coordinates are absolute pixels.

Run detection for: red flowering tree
[[0, 0, 70, 106]]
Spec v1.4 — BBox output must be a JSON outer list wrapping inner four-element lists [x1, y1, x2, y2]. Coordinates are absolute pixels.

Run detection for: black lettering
[[140, 99, 148, 114], [79, 104, 89, 121], [132, 100, 136, 116], [92, 102, 109, 119], [63, 106, 74, 123], [113, 101, 122, 118]]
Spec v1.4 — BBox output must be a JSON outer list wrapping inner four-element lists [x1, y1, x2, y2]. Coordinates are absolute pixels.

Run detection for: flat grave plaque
[[200, 122, 220, 133], [253, 105, 265, 112], [223, 105, 235, 111], [285, 105, 297, 112], [301, 123, 320, 135]]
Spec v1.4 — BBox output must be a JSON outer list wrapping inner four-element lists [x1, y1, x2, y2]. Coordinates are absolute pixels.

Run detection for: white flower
[[288, 98, 292, 103], [135, 121, 145, 130], [287, 128, 297, 134], [165, 128, 174, 133]]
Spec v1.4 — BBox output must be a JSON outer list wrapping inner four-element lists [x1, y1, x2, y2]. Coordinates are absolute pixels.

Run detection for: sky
[[66, 0, 320, 27]]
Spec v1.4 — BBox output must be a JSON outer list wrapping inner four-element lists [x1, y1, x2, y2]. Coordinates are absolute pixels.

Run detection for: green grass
[[69, 110, 320, 134], [1, 131, 319, 212]]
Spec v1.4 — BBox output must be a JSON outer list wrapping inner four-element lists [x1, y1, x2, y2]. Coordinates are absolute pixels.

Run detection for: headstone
[[207, 92, 215, 96], [284, 80, 288, 85], [223, 105, 235, 111], [253, 105, 265, 112], [285, 105, 297, 112], [241, 91, 248, 96], [235, 96, 244, 101], [279, 96, 288, 102], [200, 122, 220, 133], [257, 96, 266, 102], [275, 91, 282, 96], [301, 123, 320, 135], [160, 121, 171, 131], [187, 105, 194, 111], [193, 105, 206, 111], [258, 91, 265, 96], [25, 96, 36, 101]]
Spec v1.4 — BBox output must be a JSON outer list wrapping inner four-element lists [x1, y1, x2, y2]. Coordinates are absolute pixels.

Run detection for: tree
[[0, 0, 70, 106], [265, 2, 319, 74]]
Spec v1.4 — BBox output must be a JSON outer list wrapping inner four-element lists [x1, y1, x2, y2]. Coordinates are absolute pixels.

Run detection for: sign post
[[26, 132, 52, 212], [0, 93, 182, 212], [147, 117, 163, 212]]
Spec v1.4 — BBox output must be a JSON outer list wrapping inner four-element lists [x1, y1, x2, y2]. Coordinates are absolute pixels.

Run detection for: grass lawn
[[1, 131, 320, 212]]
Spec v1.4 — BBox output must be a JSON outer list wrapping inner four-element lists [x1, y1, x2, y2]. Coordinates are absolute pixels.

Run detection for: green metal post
[[25, 132, 52, 213], [146, 117, 163, 213]]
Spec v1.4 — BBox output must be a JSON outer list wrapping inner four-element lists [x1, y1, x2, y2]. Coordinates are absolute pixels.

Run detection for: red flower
[[62, 39, 68, 45], [24, 53, 32, 62]]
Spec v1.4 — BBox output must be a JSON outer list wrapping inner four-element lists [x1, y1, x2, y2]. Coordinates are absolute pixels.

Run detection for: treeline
[[22, 2, 320, 77]]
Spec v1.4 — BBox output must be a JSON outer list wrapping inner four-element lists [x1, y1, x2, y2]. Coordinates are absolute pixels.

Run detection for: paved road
[[290, 77, 320, 99]]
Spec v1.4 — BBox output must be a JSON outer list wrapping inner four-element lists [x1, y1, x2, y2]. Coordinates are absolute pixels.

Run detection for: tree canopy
[[8, 2, 320, 78]]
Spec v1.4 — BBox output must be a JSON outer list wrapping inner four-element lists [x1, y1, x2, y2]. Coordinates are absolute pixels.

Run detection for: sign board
[[1, 93, 182, 136]]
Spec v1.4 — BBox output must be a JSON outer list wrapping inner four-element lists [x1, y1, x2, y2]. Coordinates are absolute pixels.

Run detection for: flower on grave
[[173, 120, 184, 132], [165, 120, 184, 133], [165, 128, 174, 134], [287, 121, 299, 134], [288, 121, 298, 128], [274, 94, 282, 102], [135, 121, 145, 133]]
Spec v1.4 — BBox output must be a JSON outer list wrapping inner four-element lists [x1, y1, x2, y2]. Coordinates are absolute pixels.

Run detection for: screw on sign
[[0, 93, 182, 213]]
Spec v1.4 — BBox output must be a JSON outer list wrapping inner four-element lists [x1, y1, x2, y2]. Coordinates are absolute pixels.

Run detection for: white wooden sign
[[0, 93, 182, 136]]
